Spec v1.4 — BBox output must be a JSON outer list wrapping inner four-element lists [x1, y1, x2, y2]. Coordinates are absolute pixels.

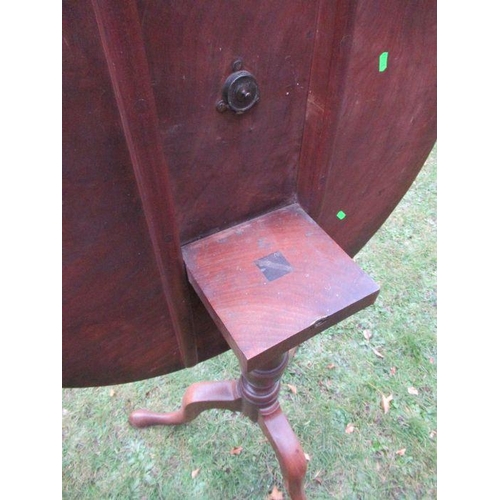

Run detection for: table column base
[[129, 352, 307, 500]]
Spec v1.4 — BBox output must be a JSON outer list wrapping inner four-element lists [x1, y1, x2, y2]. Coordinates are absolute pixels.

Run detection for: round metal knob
[[221, 70, 260, 114]]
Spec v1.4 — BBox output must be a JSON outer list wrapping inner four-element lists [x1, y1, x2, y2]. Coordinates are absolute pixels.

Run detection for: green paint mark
[[337, 210, 346, 220], [379, 51, 389, 72]]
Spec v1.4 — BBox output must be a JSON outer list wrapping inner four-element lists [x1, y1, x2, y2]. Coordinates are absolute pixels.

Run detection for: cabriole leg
[[129, 379, 242, 427]]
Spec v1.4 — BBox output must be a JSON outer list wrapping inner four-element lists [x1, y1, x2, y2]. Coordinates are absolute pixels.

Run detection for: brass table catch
[[216, 61, 259, 115]]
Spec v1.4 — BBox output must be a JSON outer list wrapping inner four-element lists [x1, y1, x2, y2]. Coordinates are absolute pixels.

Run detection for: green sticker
[[337, 210, 346, 220], [379, 51, 389, 72]]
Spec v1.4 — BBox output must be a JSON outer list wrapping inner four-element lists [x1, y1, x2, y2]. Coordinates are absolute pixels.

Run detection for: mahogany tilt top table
[[130, 204, 379, 498], [63, 1, 436, 497]]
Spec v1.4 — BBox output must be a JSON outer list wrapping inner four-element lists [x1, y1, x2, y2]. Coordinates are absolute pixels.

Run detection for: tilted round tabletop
[[63, 0, 436, 387]]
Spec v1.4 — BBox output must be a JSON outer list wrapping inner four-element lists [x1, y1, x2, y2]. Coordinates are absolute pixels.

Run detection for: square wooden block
[[182, 204, 379, 372]]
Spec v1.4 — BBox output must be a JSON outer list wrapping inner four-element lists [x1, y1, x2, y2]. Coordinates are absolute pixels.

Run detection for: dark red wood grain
[[91, 0, 197, 367], [183, 205, 379, 372], [138, 0, 318, 244], [299, 0, 437, 256], [63, 0, 436, 387], [63, 0, 186, 386]]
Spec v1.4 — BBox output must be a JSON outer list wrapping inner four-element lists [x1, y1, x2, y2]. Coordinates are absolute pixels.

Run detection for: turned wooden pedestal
[[129, 204, 379, 499]]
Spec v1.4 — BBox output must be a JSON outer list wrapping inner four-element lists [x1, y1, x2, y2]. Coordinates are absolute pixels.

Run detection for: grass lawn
[[62, 145, 437, 499]]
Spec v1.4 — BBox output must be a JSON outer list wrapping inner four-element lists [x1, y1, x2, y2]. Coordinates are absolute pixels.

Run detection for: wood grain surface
[[183, 205, 379, 372], [63, 0, 188, 386], [138, 0, 317, 244], [299, 0, 437, 256], [63, 0, 436, 387]]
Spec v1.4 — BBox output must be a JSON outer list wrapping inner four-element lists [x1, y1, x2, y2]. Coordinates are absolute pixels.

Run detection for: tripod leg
[[258, 406, 307, 500], [129, 379, 242, 428]]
